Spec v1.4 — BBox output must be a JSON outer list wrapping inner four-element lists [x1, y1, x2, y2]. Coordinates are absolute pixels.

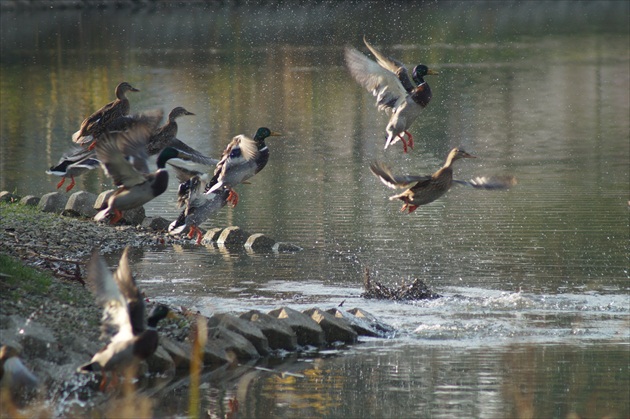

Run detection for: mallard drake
[[78, 248, 172, 391], [370, 148, 517, 213], [72, 82, 140, 149], [205, 127, 282, 206], [94, 114, 178, 224], [145, 106, 218, 169], [46, 147, 100, 192], [345, 36, 437, 153], [0, 345, 39, 395], [168, 176, 231, 244]]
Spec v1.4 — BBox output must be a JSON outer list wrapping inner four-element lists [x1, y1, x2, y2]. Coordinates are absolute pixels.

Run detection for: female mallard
[[78, 248, 172, 391], [205, 127, 282, 206], [72, 82, 140, 148], [370, 148, 517, 213], [46, 147, 100, 192], [345, 36, 437, 153], [94, 116, 179, 224], [144, 107, 215, 163]]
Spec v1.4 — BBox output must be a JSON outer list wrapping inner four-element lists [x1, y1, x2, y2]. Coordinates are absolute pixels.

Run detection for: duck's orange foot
[[65, 176, 76, 192], [397, 134, 409, 153], [404, 131, 414, 150], [195, 229, 204, 245], [187, 225, 197, 239], [227, 190, 239, 207], [56, 177, 66, 190], [407, 205, 418, 214], [110, 209, 123, 224]]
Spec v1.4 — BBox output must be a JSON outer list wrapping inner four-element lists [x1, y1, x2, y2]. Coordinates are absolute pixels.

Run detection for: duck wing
[[370, 161, 432, 189], [112, 247, 145, 335], [95, 125, 152, 187]]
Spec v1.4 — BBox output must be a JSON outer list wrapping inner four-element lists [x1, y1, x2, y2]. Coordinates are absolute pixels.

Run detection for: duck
[[72, 82, 140, 149], [370, 148, 517, 213], [0, 345, 39, 396], [78, 248, 172, 391], [146, 107, 217, 167], [168, 177, 231, 244], [345, 36, 438, 153], [205, 127, 282, 206], [46, 146, 100, 192], [93, 113, 179, 224]]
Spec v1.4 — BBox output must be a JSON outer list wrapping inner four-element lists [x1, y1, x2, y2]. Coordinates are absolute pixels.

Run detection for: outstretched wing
[[113, 247, 145, 336], [370, 161, 432, 189]]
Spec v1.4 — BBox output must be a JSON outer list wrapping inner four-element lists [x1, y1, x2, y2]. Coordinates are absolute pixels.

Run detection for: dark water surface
[[1, 1, 628, 418]]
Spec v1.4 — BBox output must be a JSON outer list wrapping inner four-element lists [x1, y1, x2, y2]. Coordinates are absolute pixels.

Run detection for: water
[[1, 1, 629, 418]]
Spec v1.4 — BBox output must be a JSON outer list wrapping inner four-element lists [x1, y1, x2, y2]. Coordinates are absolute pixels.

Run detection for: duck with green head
[[345, 36, 438, 153], [370, 148, 517, 213], [205, 127, 282, 206]]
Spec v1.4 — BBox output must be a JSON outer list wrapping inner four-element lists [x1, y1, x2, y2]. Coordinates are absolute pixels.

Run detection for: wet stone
[[273, 242, 303, 253], [159, 336, 191, 371], [208, 325, 260, 361], [303, 308, 358, 344], [268, 307, 325, 348], [346, 308, 397, 337], [217, 226, 249, 247], [326, 308, 385, 338], [208, 313, 270, 356], [201, 228, 224, 244], [244, 233, 276, 252], [19, 195, 40, 206], [38, 192, 68, 214], [141, 216, 171, 231], [240, 310, 298, 351], [64, 191, 98, 218], [120, 206, 146, 225]]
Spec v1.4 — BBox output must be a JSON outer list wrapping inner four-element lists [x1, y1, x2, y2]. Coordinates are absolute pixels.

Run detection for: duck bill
[[462, 152, 476, 159], [269, 132, 283, 137], [427, 69, 439, 76]]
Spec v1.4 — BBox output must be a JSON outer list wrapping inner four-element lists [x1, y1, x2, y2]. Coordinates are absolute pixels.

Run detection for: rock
[[273, 242, 303, 253], [159, 336, 191, 371], [207, 326, 260, 361], [146, 345, 175, 375], [326, 308, 389, 338], [19, 195, 40, 206], [201, 228, 224, 244], [217, 226, 249, 247], [38, 192, 68, 213], [303, 308, 357, 344], [239, 310, 298, 351], [244, 234, 276, 252], [64, 191, 98, 218], [346, 308, 397, 337], [94, 190, 115, 210], [268, 307, 325, 347], [120, 206, 146, 225], [208, 313, 269, 356], [0, 191, 20, 203], [179, 340, 229, 367], [141, 216, 170, 231]]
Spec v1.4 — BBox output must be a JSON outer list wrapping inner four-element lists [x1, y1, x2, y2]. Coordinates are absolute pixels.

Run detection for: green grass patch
[[0, 253, 53, 299]]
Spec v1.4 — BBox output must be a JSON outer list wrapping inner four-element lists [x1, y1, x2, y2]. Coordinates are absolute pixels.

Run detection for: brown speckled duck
[[370, 148, 517, 213]]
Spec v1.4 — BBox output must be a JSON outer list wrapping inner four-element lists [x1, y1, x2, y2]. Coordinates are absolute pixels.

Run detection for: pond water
[[1, 1, 629, 418]]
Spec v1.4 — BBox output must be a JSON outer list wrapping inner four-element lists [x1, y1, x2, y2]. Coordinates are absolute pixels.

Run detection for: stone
[[141, 216, 171, 231], [146, 345, 175, 375], [207, 325, 260, 361], [346, 308, 397, 336], [0, 191, 20, 203], [244, 234, 276, 252], [239, 310, 298, 351], [273, 242, 303, 253], [179, 340, 229, 367], [217, 226, 248, 246], [64, 191, 98, 218], [94, 190, 115, 210], [38, 192, 68, 214], [120, 206, 146, 225], [159, 336, 191, 371], [303, 308, 358, 344], [208, 313, 269, 356], [325, 308, 385, 338], [19, 195, 40, 206], [268, 307, 325, 347], [201, 228, 224, 244]]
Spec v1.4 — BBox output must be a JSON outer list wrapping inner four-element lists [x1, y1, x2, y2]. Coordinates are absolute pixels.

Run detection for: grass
[[0, 254, 52, 300]]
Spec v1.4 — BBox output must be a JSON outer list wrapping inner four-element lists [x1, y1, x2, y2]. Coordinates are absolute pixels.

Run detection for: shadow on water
[[1, 1, 629, 417]]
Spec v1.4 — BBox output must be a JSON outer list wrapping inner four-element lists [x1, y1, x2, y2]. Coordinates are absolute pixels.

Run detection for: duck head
[[412, 65, 438, 85]]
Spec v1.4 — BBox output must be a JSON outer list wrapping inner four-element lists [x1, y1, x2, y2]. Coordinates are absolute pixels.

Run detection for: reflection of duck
[[94, 115, 178, 224], [0, 345, 39, 395], [146, 107, 217, 167], [345, 36, 437, 152], [78, 248, 172, 391], [46, 147, 100, 192], [206, 127, 282, 206], [370, 148, 517, 213], [72, 82, 140, 148]]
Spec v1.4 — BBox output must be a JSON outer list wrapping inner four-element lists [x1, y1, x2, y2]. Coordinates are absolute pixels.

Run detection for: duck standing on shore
[[46, 146, 101, 192], [72, 82, 140, 149], [370, 148, 517, 213], [78, 248, 172, 391], [345, 36, 437, 153]]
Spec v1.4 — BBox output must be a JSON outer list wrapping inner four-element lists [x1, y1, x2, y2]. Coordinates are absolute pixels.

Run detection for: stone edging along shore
[[0, 190, 396, 395]]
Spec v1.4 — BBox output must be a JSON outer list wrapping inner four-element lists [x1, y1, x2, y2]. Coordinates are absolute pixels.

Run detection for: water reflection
[[1, 1, 629, 418]]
